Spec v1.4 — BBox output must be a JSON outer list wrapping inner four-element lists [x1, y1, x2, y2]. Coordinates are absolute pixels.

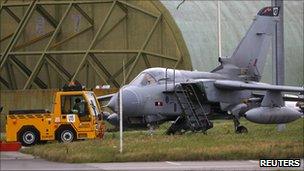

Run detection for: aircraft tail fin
[[214, 7, 280, 81]]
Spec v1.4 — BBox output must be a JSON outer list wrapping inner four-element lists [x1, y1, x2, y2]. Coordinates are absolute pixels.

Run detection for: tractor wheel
[[58, 129, 75, 143], [20, 129, 39, 146]]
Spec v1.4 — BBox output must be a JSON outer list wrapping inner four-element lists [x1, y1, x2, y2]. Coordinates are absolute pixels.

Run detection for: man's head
[[75, 98, 81, 103]]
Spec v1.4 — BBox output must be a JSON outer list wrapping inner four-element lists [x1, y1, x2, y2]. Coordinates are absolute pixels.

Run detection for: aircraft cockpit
[[129, 68, 183, 87], [129, 72, 157, 86]]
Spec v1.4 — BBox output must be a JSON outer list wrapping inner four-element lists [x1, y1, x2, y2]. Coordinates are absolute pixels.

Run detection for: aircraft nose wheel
[[235, 125, 248, 134]]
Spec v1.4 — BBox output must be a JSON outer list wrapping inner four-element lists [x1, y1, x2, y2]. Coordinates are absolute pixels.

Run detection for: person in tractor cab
[[72, 97, 90, 121], [72, 98, 81, 113]]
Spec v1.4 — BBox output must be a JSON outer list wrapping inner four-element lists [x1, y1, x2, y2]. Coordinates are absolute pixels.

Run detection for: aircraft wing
[[252, 92, 304, 102], [214, 80, 304, 93]]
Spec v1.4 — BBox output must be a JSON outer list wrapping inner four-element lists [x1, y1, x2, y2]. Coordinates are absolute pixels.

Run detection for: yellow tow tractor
[[5, 82, 106, 146]]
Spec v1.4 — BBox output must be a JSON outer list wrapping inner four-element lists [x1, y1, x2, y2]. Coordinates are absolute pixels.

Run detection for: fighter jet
[[100, 6, 304, 134]]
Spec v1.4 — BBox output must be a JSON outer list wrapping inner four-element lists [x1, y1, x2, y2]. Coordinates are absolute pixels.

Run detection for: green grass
[[21, 119, 304, 163]]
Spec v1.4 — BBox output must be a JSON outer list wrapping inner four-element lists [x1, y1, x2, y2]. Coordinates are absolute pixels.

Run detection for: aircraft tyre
[[235, 125, 248, 134]]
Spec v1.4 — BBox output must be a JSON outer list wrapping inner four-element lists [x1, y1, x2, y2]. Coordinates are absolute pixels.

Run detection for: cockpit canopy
[[130, 72, 157, 86], [129, 68, 183, 87]]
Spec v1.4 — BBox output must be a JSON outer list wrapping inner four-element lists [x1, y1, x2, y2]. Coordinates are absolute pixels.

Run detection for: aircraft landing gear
[[236, 125, 248, 133], [229, 103, 248, 134], [233, 116, 248, 134]]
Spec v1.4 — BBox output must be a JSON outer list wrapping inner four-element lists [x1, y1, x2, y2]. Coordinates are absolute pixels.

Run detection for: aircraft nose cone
[[107, 94, 118, 111], [122, 89, 139, 115], [107, 89, 139, 115]]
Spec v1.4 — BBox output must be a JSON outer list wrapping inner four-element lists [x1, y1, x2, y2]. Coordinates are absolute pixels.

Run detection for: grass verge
[[21, 119, 304, 163]]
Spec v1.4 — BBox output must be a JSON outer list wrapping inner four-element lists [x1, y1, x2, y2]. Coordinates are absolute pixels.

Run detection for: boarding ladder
[[172, 83, 213, 133]]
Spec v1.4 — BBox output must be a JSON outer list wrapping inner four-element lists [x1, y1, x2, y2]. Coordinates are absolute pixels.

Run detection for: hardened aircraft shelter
[[0, 0, 303, 91]]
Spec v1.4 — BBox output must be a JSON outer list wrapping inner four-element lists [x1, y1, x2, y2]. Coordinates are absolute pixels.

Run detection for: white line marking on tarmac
[[249, 160, 259, 163], [165, 161, 181, 165]]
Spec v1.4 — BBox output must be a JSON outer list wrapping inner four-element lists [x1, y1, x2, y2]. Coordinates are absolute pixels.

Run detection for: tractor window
[[61, 95, 90, 122], [86, 92, 100, 117]]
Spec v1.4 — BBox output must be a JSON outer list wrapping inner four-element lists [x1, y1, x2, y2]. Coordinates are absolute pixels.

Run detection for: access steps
[[166, 83, 213, 134]]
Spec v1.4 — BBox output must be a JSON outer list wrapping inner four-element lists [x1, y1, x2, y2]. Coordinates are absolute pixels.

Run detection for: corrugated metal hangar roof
[[0, 0, 192, 90]]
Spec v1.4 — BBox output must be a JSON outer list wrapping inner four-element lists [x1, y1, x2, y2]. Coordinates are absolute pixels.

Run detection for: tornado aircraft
[[100, 6, 304, 134]]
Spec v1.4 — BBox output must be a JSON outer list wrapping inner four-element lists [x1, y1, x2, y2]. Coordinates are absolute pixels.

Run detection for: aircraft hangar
[[0, 0, 303, 91]]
